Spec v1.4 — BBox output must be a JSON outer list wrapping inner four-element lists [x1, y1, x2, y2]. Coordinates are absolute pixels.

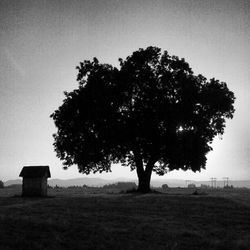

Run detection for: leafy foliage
[[51, 46, 235, 181]]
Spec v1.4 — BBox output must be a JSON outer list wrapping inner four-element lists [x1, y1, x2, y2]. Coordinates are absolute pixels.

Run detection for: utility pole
[[210, 178, 214, 188], [223, 177, 229, 187], [210, 177, 217, 188]]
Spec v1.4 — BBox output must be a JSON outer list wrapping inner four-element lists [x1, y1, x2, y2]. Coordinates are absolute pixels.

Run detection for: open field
[[0, 187, 250, 250]]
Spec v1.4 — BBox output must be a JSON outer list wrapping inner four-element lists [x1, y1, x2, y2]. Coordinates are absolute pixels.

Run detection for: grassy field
[[0, 186, 250, 250]]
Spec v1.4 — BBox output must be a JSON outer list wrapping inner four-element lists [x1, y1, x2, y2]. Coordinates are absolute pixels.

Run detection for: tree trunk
[[137, 169, 152, 193], [133, 149, 154, 193]]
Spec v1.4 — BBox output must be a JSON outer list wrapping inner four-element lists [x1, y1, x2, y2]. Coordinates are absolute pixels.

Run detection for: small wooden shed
[[19, 166, 51, 197]]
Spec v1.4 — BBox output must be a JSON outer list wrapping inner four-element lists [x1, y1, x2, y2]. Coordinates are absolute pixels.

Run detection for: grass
[[0, 186, 250, 249]]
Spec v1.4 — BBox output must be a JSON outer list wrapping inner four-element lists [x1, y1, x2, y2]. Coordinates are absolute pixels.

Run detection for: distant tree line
[[48, 182, 137, 191], [103, 182, 137, 190]]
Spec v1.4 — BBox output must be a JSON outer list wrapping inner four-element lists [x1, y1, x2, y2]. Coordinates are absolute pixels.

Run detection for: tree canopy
[[51, 46, 235, 192]]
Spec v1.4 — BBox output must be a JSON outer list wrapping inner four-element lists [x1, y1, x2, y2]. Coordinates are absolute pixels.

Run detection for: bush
[[0, 180, 4, 188]]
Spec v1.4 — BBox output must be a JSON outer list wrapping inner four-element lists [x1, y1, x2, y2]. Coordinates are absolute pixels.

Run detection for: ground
[[0, 186, 249, 249]]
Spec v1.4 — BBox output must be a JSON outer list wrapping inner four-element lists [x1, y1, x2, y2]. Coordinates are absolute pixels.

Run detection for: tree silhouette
[[51, 46, 235, 192], [0, 180, 4, 188]]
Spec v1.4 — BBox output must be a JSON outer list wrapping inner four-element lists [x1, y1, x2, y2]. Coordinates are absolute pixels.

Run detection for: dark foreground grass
[[0, 189, 250, 250]]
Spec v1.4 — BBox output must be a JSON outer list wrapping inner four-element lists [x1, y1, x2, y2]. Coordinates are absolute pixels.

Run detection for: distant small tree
[[0, 180, 4, 189], [188, 183, 196, 188], [162, 184, 169, 190], [51, 46, 235, 193]]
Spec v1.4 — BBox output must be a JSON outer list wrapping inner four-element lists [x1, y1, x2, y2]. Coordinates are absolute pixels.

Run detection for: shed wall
[[22, 177, 48, 196]]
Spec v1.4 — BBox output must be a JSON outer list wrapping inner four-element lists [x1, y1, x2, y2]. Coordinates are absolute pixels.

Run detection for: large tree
[[51, 46, 235, 192]]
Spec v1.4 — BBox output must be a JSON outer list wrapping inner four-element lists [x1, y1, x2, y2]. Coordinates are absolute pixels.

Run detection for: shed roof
[[19, 166, 51, 178]]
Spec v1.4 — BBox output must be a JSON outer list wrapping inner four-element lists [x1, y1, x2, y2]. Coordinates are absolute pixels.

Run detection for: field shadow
[[0, 189, 249, 249]]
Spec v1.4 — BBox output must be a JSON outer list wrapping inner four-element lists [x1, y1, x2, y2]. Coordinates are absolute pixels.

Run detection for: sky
[[0, 0, 249, 182]]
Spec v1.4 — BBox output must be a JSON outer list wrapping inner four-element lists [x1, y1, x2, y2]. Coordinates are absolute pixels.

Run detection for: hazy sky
[[0, 0, 249, 181]]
